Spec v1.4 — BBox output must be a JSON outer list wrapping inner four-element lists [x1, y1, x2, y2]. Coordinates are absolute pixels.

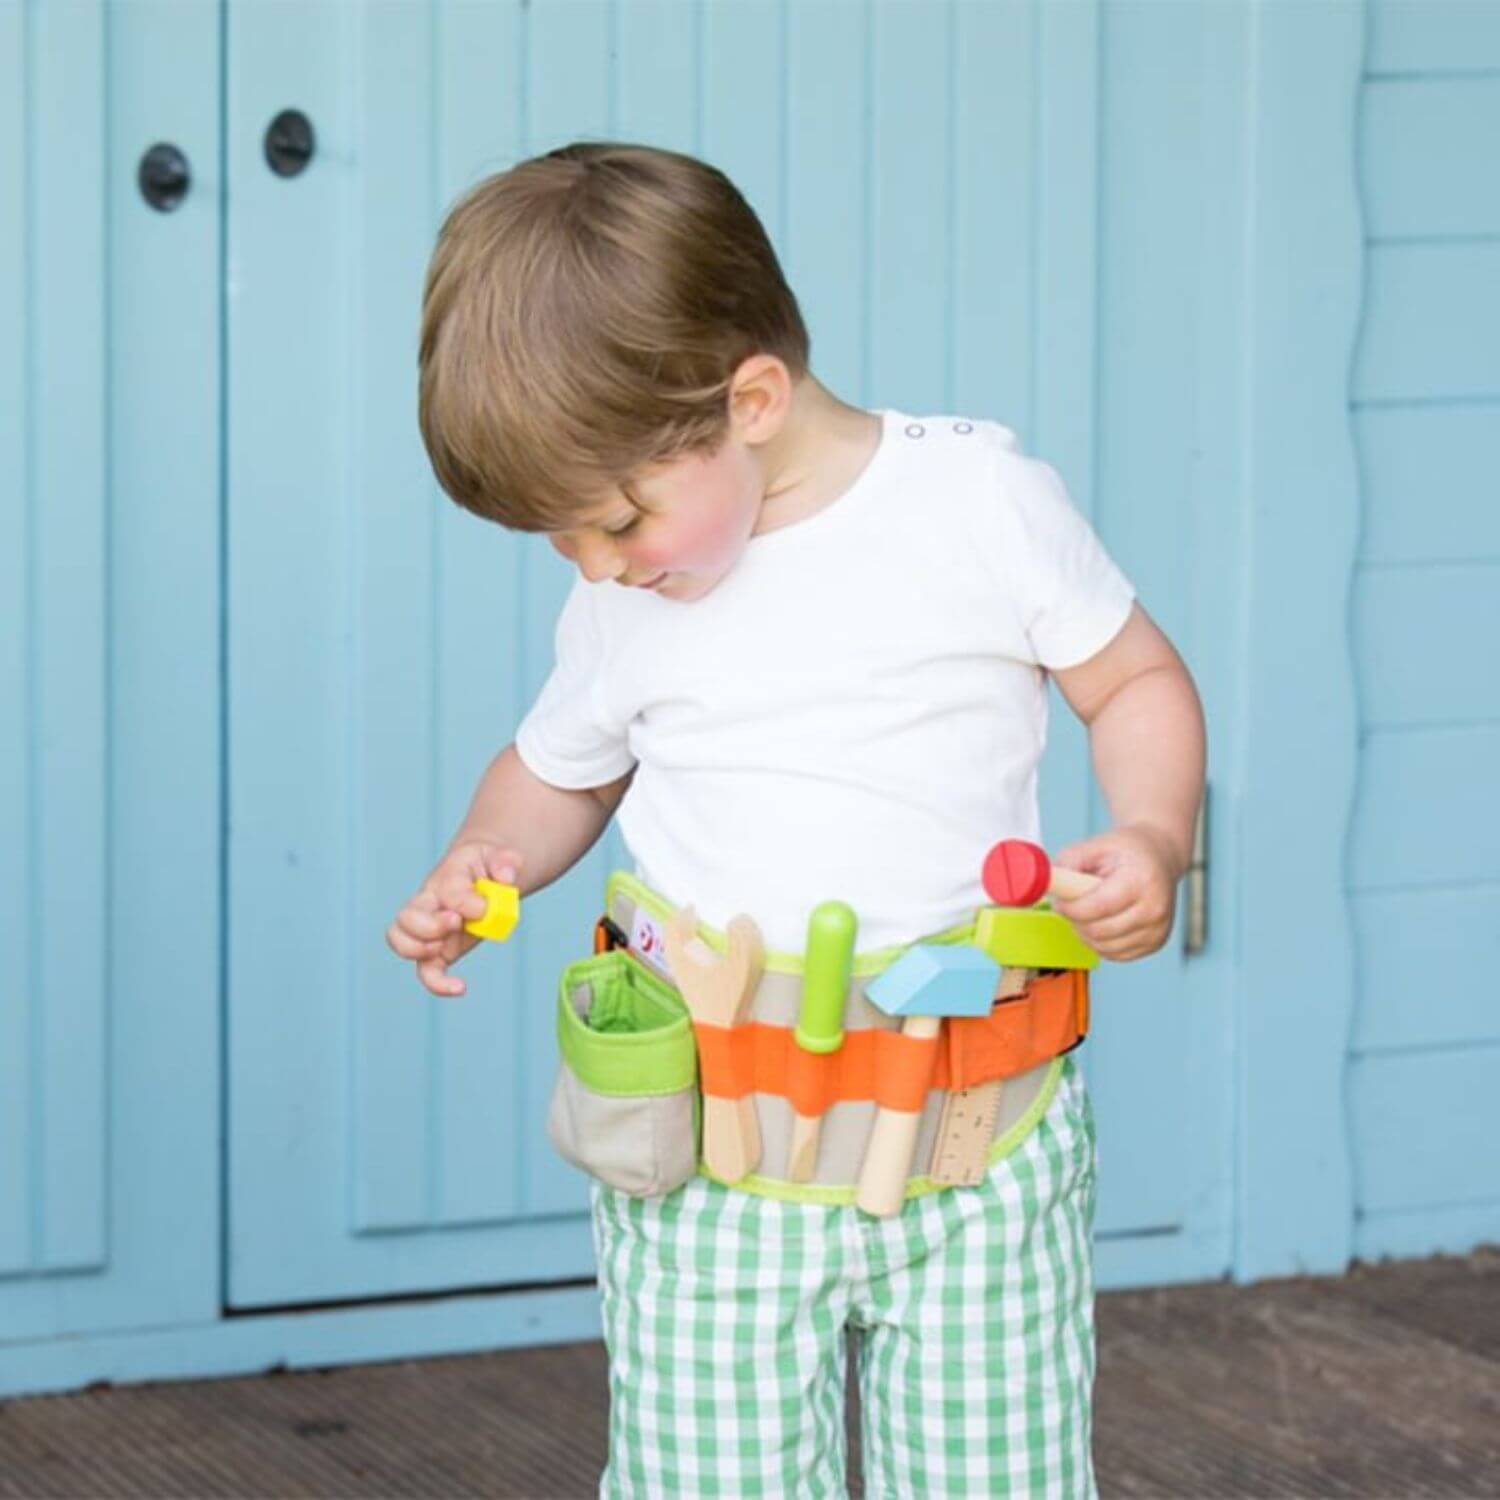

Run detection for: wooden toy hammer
[[854, 943, 1002, 1217], [982, 839, 1101, 906], [923, 841, 1101, 1188]]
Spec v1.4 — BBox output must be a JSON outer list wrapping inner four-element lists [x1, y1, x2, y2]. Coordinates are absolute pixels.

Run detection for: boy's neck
[[749, 377, 884, 539]]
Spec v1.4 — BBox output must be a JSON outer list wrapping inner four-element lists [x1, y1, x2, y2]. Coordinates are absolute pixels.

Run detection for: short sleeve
[[514, 577, 636, 790], [984, 442, 1136, 670]]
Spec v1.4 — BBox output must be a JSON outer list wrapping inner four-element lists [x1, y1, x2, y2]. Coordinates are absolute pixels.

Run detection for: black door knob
[[264, 109, 315, 177], [138, 142, 190, 212]]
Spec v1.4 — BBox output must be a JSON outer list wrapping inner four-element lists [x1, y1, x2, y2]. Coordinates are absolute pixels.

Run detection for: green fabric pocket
[[546, 950, 701, 1198]]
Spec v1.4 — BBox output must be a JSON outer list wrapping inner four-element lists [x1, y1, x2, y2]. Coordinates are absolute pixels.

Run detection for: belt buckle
[[594, 915, 629, 954]]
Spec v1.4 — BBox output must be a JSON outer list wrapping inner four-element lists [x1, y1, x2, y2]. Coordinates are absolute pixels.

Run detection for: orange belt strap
[[692, 969, 1088, 1114]]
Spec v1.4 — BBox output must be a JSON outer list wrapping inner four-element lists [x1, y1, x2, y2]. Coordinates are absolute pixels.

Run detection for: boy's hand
[[1046, 825, 1182, 962], [386, 843, 524, 998]]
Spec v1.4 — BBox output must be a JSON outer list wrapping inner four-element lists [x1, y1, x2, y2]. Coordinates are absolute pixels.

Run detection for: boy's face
[[549, 436, 764, 604]]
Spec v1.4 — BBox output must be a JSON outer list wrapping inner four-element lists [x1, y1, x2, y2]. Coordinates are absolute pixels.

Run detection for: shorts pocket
[[546, 949, 700, 1198]]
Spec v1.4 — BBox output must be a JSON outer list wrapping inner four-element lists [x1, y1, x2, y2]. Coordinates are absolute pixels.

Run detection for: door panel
[[1077, 0, 1205, 1241], [0, 0, 221, 1340], [225, 0, 594, 1308]]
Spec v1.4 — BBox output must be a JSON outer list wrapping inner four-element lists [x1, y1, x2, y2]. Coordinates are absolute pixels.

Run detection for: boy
[[389, 141, 1205, 1497]]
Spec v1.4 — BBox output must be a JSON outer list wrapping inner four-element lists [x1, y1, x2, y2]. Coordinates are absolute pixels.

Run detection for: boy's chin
[[653, 569, 728, 603]]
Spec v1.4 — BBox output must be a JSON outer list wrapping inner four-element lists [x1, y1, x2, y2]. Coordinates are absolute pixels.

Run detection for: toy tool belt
[[593, 872, 1094, 1205]]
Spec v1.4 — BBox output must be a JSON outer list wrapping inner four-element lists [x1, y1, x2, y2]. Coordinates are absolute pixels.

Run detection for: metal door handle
[[1183, 784, 1209, 957]]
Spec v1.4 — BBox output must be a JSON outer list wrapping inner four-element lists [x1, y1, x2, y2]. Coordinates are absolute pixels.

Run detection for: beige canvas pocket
[[546, 950, 701, 1198]]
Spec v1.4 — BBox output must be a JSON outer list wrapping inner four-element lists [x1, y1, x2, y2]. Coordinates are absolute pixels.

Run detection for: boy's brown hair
[[418, 141, 811, 532]]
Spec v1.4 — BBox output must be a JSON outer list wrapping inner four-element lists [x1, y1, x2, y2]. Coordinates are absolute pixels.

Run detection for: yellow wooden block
[[464, 878, 520, 942]]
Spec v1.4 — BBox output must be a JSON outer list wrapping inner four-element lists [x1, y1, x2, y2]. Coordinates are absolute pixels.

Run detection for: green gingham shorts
[[588, 1055, 1098, 1498]]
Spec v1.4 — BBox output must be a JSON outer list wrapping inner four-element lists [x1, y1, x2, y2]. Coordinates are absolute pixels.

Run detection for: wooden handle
[[1049, 865, 1101, 902], [703, 1095, 761, 1184], [786, 1111, 822, 1182], [855, 1013, 941, 1216]]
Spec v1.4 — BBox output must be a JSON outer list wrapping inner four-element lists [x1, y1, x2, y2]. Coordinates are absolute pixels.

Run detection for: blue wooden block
[[866, 944, 1001, 1018]]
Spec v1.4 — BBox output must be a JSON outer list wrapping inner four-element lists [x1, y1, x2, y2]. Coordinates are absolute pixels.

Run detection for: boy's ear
[[727, 354, 793, 440]]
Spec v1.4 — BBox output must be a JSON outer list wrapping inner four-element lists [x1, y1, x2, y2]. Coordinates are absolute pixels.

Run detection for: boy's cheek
[[627, 537, 675, 571], [655, 505, 753, 575], [635, 528, 717, 576]]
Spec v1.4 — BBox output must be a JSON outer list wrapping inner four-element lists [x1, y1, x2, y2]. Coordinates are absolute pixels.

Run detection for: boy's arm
[[1046, 603, 1207, 960], [450, 743, 634, 897]]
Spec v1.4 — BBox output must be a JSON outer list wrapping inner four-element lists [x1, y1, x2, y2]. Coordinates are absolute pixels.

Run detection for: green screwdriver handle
[[796, 900, 857, 1054]]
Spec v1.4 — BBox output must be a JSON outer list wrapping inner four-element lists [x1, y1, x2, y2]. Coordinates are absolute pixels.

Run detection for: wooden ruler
[[929, 1079, 1003, 1186], [927, 967, 1034, 1186]]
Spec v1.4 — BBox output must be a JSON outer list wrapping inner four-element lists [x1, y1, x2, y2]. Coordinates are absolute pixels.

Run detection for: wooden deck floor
[[2, 1247, 1497, 1497]]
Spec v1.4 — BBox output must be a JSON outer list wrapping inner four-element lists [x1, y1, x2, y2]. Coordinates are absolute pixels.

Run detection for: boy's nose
[[569, 530, 625, 584]]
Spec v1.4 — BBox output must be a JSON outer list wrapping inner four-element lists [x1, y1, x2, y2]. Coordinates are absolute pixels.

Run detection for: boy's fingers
[[397, 905, 462, 942], [385, 924, 423, 959], [386, 921, 429, 958], [386, 922, 453, 962], [1052, 842, 1116, 879], [394, 845, 523, 983], [417, 956, 465, 998], [424, 847, 525, 924], [1072, 907, 1148, 946], [1093, 936, 1150, 963], [1054, 877, 1133, 925], [442, 885, 488, 922], [483, 847, 524, 884]]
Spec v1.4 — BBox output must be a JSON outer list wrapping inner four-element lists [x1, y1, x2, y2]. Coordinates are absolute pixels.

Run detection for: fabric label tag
[[629, 906, 674, 981]]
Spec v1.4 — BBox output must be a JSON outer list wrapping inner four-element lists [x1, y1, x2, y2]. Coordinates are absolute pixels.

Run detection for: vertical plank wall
[[0, 0, 109, 1293], [1349, 0, 1500, 1258]]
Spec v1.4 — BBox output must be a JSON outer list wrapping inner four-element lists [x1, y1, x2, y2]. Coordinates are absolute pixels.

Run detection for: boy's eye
[[605, 516, 641, 538]]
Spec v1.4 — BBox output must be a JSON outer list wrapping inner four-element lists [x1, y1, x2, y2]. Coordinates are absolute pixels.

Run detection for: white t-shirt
[[515, 408, 1135, 952]]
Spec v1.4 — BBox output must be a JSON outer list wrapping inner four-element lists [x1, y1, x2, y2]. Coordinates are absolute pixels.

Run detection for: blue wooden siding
[[3, 0, 1490, 1399], [1349, 0, 1500, 1258]]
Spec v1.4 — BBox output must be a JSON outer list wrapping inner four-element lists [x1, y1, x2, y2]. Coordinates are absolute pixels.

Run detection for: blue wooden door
[[1065, 0, 1237, 1286], [1, 0, 222, 1340], [224, 0, 602, 1307], [225, 0, 1239, 1307]]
